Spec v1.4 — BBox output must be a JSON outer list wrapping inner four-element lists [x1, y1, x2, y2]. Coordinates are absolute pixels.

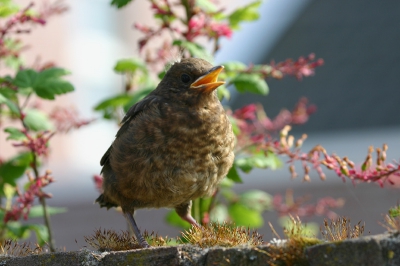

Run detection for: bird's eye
[[181, 74, 191, 83]]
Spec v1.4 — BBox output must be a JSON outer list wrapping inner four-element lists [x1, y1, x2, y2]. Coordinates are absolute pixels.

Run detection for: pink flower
[[93, 175, 103, 193], [291, 97, 317, 125], [187, 14, 206, 41], [4, 171, 54, 223], [272, 191, 343, 219], [49, 107, 93, 133], [13, 130, 54, 157], [271, 54, 324, 81], [233, 104, 257, 120], [187, 14, 233, 41], [209, 22, 232, 38]]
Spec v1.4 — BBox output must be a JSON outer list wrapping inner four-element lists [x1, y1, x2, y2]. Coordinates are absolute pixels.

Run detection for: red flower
[[49, 106, 93, 133], [4, 171, 54, 223], [13, 130, 54, 157], [233, 104, 257, 120], [93, 175, 104, 193], [209, 22, 232, 38]]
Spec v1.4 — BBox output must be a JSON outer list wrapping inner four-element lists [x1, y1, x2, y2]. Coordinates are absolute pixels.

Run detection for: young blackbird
[[96, 58, 235, 248]]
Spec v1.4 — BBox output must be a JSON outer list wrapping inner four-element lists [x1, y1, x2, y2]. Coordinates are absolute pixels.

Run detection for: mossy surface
[[0, 234, 399, 266]]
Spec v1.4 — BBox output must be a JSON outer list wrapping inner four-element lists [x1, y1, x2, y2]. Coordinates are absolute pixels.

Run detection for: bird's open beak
[[190, 65, 225, 93]]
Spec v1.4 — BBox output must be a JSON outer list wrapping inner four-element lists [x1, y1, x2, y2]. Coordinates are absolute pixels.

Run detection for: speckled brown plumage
[[96, 58, 235, 248]]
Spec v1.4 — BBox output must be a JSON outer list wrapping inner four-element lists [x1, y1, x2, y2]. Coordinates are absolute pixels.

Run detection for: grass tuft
[[0, 240, 48, 257], [84, 228, 171, 251], [182, 221, 263, 248], [321, 217, 365, 241]]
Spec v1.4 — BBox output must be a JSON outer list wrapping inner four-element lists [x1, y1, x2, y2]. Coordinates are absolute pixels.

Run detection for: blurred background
[[3, 0, 400, 250]]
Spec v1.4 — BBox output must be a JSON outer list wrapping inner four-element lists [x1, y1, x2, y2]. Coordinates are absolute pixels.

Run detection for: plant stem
[[207, 188, 219, 217], [39, 197, 55, 251], [17, 98, 55, 251], [192, 198, 200, 224], [32, 153, 55, 252]]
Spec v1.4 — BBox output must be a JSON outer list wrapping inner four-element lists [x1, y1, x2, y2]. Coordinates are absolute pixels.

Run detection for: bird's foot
[[124, 211, 151, 249], [139, 238, 151, 248]]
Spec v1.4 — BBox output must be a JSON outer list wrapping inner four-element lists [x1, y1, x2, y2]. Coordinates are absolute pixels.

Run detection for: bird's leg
[[123, 210, 150, 248], [175, 201, 201, 227]]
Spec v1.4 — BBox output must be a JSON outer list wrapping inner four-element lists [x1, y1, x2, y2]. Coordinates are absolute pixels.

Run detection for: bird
[[95, 57, 235, 248]]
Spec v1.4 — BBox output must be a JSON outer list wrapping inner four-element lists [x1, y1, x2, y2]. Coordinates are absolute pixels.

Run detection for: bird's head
[[155, 58, 225, 104]]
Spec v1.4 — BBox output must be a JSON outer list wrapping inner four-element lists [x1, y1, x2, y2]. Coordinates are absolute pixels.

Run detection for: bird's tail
[[95, 194, 117, 209]]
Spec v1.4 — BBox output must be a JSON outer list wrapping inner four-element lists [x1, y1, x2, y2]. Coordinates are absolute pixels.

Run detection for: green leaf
[[239, 190, 272, 212], [231, 73, 269, 95], [226, 165, 243, 183], [217, 85, 230, 101], [3, 183, 16, 202], [235, 158, 253, 173], [219, 178, 235, 189], [13, 69, 37, 88], [94, 94, 133, 120], [0, 0, 19, 17], [158, 71, 166, 80], [165, 210, 191, 229], [94, 94, 132, 111], [13, 68, 74, 100], [228, 203, 263, 227], [34, 79, 74, 100], [5, 222, 32, 240], [278, 216, 319, 237], [223, 61, 247, 74], [0, 86, 17, 98], [209, 204, 228, 223], [172, 40, 212, 62], [235, 151, 282, 173], [220, 186, 238, 202], [26, 224, 49, 245], [110, 0, 133, 8], [4, 55, 23, 69], [199, 197, 212, 214], [37, 67, 71, 80], [24, 109, 54, 131], [0, 91, 19, 114], [114, 58, 148, 74], [28, 206, 67, 218], [229, 116, 241, 136], [4, 127, 26, 141], [228, 1, 262, 30], [123, 87, 155, 112], [34, 68, 74, 100], [0, 152, 33, 185], [196, 0, 217, 12]]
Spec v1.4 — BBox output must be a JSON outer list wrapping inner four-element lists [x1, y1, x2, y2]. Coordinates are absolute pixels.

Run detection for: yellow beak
[[190, 65, 225, 93]]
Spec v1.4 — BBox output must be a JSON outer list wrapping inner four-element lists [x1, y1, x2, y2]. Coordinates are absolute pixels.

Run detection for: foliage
[[0, 1, 90, 251]]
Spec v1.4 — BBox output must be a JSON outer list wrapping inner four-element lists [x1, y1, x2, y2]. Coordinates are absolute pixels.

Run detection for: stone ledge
[[306, 232, 400, 266], [0, 233, 399, 266], [0, 245, 273, 266]]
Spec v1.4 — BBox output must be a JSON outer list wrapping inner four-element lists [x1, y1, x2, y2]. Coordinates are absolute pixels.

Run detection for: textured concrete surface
[[306, 233, 400, 266], [2, 233, 400, 265], [0, 245, 272, 266]]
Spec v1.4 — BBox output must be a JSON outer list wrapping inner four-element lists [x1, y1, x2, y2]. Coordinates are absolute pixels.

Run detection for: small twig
[[17, 98, 55, 252]]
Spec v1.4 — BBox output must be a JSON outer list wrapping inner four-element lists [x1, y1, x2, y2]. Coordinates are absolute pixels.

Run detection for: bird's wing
[[100, 94, 161, 167]]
